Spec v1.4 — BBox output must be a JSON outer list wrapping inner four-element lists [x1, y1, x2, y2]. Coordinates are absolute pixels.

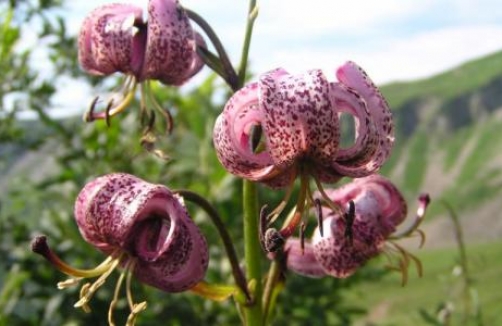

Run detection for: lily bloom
[[79, 0, 205, 128], [213, 62, 393, 189], [278, 175, 429, 283], [215, 62, 394, 245], [32, 173, 208, 324]]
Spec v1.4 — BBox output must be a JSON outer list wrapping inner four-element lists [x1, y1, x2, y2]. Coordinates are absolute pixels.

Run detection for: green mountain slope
[[379, 50, 502, 246]]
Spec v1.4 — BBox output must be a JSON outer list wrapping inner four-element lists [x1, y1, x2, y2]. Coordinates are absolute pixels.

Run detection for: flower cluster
[[31, 0, 433, 324]]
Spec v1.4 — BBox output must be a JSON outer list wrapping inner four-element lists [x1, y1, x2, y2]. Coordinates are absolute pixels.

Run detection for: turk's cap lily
[[312, 175, 406, 278], [275, 175, 428, 281], [213, 62, 394, 189], [78, 0, 205, 85], [75, 173, 209, 292]]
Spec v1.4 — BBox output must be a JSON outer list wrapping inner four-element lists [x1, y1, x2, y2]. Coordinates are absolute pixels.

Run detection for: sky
[[23, 0, 502, 117]]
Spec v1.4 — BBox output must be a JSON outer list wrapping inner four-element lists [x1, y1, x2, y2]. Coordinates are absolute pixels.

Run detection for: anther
[[344, 201, 355, 245], [264, 228, 285, 253], [314, 198, 323, 237]]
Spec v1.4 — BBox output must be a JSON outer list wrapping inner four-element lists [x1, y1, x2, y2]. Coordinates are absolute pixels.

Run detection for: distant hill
[[380, 50, 502, 247]]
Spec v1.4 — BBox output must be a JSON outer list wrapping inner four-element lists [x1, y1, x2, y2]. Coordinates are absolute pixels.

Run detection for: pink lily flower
[[213, 62, 394, 189], [32, 173, 208, 323], [78, 0, 205, 125]]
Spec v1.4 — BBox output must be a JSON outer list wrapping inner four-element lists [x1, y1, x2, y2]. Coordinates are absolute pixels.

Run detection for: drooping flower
[[79, 0, 205, 130], [213, 62, 393, 189], [215, 62, 394, 246], [32, 173, 209, 324], [276, 175, 430, 283]]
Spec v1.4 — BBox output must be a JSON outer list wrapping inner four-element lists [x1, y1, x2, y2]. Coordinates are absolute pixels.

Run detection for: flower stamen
[[75, 257, 121, 309], [279, 173, 309, 239]]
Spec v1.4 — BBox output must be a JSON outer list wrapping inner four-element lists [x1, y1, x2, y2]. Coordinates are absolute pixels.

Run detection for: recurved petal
[[335, 61, 394, 174], [140, 0, 201, 85], [327, 83, 381, 178], [283, 238, 326, 278], [312, 212, 384, 278], [317, 175, 407, 236], [213, 82, 284, 186], [130, 194, 209, 292], [78, 3, 144, 76], [259, 68, 340, 166]]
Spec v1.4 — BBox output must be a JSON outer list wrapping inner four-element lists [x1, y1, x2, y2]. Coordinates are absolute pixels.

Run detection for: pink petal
[[140, 0, 202, 85], [335, 61, 394, 174], [213, 82, 284, 186], [259, 69, 340, 166], [283, 238, 326, 278], [78, 4, 144, 75], [312, 213, 384, 278]]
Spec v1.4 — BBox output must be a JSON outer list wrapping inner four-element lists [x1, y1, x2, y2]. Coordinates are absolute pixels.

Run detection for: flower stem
[[176, 189, 251, 301], [243, 180, 263, 325], [185, 8, 239, 91], [238, 0, 258, 87]]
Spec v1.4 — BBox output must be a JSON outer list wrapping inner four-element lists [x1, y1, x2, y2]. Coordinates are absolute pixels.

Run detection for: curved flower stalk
[[214, 62, 394, 248], [32, 173, 209, 325], [79, 0, 205, 132], [277, 175, 430, 283]]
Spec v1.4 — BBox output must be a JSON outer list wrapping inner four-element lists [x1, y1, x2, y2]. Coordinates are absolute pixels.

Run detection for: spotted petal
[[139, 0, 205, 85], [319, 175, 407, 236], [334, 61, 394, 175], [78, 3, 145, 76], [283, 238, 326, 278], [213, 82, 283, 186], [259, 69, 340, 167], [312, 175, 408, 277]]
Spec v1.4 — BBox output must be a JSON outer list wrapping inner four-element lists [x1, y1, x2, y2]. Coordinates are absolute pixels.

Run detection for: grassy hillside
[[348, 240, 502, 325], [381, 50, 502, 110]]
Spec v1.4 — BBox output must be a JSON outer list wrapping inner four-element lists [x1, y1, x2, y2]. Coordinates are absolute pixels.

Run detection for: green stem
[[185, 8, 239, 91], [262, 259, 283, 324], [243, 180, 263, 325], [175, 189, 251, 301], [237, 0, 258, 87], [442, 200, 473, 323]]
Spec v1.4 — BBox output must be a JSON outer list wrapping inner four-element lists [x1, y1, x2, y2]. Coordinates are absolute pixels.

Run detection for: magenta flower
[[79, 0, 205, 125], [213, 62, 393, 189], [277, 175, 429, 282], [32, 173, 208, 324], [216, 62, 394, 243]]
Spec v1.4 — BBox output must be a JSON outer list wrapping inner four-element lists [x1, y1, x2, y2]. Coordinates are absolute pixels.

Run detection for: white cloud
[[254, 24, 502, 84]]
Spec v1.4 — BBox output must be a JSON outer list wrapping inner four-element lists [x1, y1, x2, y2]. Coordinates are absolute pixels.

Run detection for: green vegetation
[[347, 240, 502, 325], [381, 50, 502, 109]]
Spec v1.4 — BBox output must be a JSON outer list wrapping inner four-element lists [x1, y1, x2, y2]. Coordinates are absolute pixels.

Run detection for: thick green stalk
[[239, 0, 263, 324], [238, 0, 258, 86], [242, 180, 263, 325]]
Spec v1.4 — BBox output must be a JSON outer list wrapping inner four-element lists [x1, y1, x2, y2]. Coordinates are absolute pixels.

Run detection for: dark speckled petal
[[78, 4, 145, 76], [139, 0, 204, 85]]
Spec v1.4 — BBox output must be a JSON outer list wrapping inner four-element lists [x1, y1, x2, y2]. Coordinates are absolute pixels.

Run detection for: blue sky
[[24, 0, 502, 116]]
